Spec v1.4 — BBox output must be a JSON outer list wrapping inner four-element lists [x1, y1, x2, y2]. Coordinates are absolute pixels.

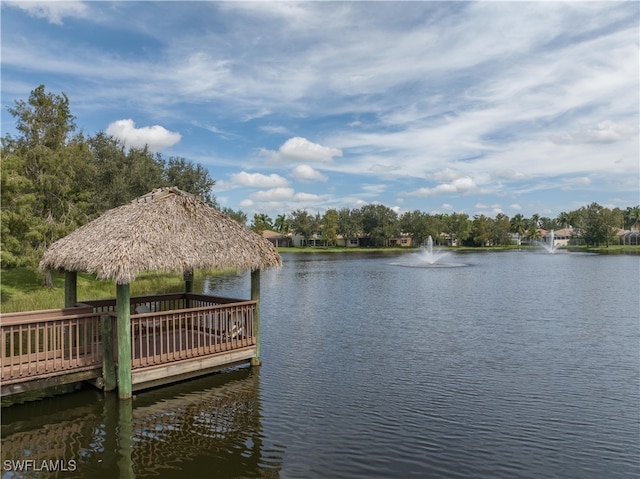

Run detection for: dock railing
[[1, 306, 103, 385], [1, 293, 256, 389]]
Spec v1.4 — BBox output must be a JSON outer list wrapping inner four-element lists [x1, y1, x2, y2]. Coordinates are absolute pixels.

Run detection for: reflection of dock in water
[[1, 369, 283, 478]]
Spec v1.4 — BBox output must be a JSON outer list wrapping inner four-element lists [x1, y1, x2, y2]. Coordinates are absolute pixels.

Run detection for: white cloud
[[405, 177, 480, 198], [291, 165, 327, 182], [262, 137, 342, 163], [230, 172, 289, 188], [106, 119, 181, 151], [293, 192, 322, 202], [259, 125, 292, 135], [550, 120, 638, 145], [6, 0, 87, 24], [250, 187, 295, 202]]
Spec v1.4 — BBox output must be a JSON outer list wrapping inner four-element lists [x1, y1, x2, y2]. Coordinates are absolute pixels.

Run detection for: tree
[[399, 210, 432, 246], [164, 156, 216, 206], [289, 210, 315, 245], [322, 209, 338, 246], [337, 208, 361, 245], [88, 134, 166, 211], [250, 213, 273, 234], [510, 213, 526, 244], [575, 203, 614, 246], [623, 206, 640, 230], [2, 86, 224, 272], [471, 214, 491, 246], [556, 211, 574, 228], [359, 204, 398, 247], [2, 85, 95, 269], [0, 149, 38, 267], [221, 207, 247, 225], [274, 213, 290, 233], [444, 213, 471, 247], [491, 213, 512, 246], [8, 84, 75, 150]]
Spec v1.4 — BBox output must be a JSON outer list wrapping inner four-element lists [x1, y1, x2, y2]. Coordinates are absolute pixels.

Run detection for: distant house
[[262, 230, 292, 247], [618, 229, 640, 245], [543, 228, 574, 247], [388, 234, 413, 247]]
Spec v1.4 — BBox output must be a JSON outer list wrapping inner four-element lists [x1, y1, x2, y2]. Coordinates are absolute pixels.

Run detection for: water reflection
[[1, 368, 281, 478]]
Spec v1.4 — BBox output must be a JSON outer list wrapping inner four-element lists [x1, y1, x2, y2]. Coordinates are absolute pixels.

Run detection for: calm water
[[2, 250, 639, 478]]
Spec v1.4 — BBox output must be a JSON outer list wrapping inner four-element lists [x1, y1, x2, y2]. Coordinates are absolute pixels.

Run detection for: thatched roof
[[40, 187, 282, 284]]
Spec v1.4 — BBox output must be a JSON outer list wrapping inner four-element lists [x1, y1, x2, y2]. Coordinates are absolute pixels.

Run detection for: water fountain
[[539, 230, 559, 253], [417, 235, 450, 265], [392, 236, 465, 268]]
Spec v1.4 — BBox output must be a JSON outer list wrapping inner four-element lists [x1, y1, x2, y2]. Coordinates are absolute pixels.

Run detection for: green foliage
[[444, 212, 471, 247], [273, 213, 290, 233], [8, 85, 75, 150], [575, 202, 621, 246], [359, 204, 398, 247], [221, 207, 248, 225], [289, 209, 315, 244], [2, 85, 219, 270], [321, 209, 338, 246], [164, 157, 216, 207], [250, 213, 273, 234], [336, 208, 361, 243]]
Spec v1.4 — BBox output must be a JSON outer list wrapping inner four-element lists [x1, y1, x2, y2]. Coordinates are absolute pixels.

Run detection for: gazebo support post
[[64, 271, 77, 308], [250, 269, 261, 367], [184, 270, 193, 308], [116, 283, 132, 399]]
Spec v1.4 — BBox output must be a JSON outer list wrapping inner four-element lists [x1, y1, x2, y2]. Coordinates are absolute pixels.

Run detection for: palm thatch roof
[[39, 187, 282, 284]]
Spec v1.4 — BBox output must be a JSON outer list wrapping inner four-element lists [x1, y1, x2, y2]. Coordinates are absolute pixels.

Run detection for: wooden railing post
[[250, 269, 261, 366], [116, 284, 132, 399], [101, 315, 116, 391], [184, 270, 194, 309]]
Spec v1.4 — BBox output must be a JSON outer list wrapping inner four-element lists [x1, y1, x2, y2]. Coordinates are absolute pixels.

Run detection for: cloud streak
[[2, 1, 637, 218]]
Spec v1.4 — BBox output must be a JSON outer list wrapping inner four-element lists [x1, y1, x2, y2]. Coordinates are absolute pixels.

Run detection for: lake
[[2, 250, 639, 478]]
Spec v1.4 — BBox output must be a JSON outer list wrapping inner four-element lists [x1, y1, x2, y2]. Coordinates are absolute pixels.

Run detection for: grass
[[0, 268, 236, 313]]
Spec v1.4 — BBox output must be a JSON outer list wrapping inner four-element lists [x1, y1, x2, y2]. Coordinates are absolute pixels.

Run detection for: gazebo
[[35, 187, 282, 399]]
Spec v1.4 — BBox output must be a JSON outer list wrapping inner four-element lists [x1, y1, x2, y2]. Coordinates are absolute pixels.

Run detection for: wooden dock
[[1, 293, 257, 397]]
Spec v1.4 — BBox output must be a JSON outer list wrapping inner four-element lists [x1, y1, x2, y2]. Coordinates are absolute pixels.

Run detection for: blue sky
[[2, 1, 638, 220]]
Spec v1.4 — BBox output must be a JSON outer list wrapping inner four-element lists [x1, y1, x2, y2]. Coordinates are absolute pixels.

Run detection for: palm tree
[[274, 213, 290, 233], [624, 206, 640, 230], [510, 213, 526, 244]]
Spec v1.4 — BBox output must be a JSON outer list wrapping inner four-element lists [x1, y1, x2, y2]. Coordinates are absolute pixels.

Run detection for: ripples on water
[[2, 251, 638, 478]]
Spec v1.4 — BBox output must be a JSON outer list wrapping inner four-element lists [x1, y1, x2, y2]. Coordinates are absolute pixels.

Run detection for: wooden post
[[250, 269, 261, 366], [101, 315, 117, 391], [64, 271, 77, 308], [184, 269, 193, 308], [116, 283, 132, 399]]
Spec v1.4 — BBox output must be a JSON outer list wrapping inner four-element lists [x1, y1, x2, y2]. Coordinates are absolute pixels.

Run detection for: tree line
[[2, 86, 638, 271], [248, 203, 639, 248], [1, 85, 230, 268]]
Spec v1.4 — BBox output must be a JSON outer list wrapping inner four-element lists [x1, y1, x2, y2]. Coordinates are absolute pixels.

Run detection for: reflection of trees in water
[[1, 369, 282, 478]]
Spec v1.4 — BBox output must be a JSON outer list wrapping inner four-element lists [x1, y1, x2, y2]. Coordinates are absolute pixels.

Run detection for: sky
[[2, 1, 639, 221]]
